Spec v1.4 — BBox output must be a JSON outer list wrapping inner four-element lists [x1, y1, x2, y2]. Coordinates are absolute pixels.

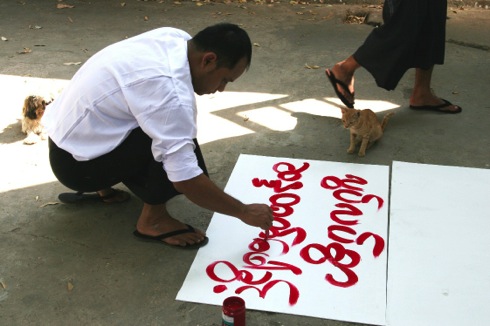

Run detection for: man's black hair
[[192, 23, 252, 69]]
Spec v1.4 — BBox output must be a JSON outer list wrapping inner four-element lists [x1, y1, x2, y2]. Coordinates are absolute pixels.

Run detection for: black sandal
[[58, 188, 130, 204], [326, 69, 355, 108], [409, 99, 462, 114]]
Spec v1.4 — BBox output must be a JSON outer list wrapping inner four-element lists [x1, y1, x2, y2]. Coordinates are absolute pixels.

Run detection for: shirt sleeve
[[122, 76, 203, 182]]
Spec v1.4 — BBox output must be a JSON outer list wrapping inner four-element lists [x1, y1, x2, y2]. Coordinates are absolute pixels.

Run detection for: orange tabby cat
[[340, 107, 394, 157]]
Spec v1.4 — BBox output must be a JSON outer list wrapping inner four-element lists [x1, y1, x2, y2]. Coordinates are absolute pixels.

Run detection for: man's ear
[[201, 52, 218, 69]]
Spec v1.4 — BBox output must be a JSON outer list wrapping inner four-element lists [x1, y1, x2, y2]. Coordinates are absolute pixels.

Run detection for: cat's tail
[[381, 112, 395, 131]]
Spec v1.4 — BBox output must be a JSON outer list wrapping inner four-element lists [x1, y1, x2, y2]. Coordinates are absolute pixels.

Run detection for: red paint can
[[221, 296, 246, 326]]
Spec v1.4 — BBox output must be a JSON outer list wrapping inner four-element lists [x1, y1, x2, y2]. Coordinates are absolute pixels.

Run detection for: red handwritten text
[[300, 174, 385, 288]]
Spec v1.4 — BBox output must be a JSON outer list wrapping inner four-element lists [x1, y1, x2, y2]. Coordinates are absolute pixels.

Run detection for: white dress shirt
[[43, 27, 203, 182]]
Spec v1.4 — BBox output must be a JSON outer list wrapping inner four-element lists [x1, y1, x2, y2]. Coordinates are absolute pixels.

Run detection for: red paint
[[268, 225, 306, 246], [252, 178, 303, 193], [327, 224, 357, 244], [272, 162, 310, 181], [222, 296, 246, 326], [206, 161, 310, 306], [206, 163, 386, 305], [330, 203, 362, 226], [333, 188, 364, 203], [300, 242, 361, 287], [356, 232, 385, 258], [321, 174, 367, 192], [243, 257, 302, 275], [214, 285, 227, 293], [207, 260, 300, 305], [206, 260, 273, 284], [361, 194, 384, 210], [236, 280, 300, 306], [248, 237, 289, 254], [270, 193, 301, 217], [299, 173, 386, 288]]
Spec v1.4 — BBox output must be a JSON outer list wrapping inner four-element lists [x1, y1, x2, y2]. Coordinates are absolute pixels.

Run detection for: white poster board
[[387, 161, 490, 326], [178, 154, 390, 325]]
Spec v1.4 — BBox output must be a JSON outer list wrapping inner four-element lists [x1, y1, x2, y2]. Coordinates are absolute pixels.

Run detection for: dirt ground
[[1, 1, 489, 325]]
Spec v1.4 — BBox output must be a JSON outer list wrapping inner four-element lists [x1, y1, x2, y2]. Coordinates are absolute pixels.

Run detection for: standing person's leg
[[408, 0, 461, 113], [325, 0, 416, 106], [326, 56, 360, 108], [409, 67, 462, 113]]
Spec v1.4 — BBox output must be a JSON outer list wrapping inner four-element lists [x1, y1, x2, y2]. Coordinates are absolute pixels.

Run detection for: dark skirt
[[48, 127, 208, 205], [353, 0, 447, 90]]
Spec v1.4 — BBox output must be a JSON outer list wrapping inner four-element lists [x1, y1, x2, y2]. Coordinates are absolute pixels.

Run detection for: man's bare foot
[[135, 203, 206, 247], [410, 92, 462, 113], [331, 63, 355, 99]]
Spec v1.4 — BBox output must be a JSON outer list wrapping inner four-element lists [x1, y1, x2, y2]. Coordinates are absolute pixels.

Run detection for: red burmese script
[[206, 161, 386, 305], [300, 174, 385, 288]]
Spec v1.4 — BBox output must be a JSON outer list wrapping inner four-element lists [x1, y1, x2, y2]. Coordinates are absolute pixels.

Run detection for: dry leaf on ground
[[304, 63, 320, 69], [57, 3, 75, 9], [17, 48, 32, 54], [40, 202, 61, 208]]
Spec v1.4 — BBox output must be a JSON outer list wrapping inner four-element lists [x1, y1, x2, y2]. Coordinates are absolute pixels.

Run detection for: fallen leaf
[[35, 196, 39, 201], [121, 2, 126, 6], [57, 3, 75, 9], [304, 63, 320, 69], [63, 62, 82, 66], [40, 202, 61, 208], [196, 2, 203, 6], [0, 281, 6, 289], [67, 17, 73, 23], [67, 281, 74, 292], [144, 16, 149, 21], [1, 36, 7, 41], [17, 47, 32, 54], [253, 42, 260, 47]]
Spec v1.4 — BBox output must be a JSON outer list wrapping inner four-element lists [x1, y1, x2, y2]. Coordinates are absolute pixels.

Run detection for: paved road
[[1, 1, 489, 325]]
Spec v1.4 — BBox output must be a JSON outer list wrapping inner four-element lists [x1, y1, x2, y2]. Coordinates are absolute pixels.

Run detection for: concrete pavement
[[1, 1, 489, 325]]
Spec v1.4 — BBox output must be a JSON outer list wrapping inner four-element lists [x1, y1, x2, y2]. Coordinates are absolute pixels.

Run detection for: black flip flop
[[409, 99, 462, 114], [325, 69, 355, 108], [133, 224, 209, 249], [58, 189, 130, 204]]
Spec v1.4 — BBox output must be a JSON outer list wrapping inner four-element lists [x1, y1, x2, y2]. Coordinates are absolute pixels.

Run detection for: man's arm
[[173, 173, 273, 230]]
